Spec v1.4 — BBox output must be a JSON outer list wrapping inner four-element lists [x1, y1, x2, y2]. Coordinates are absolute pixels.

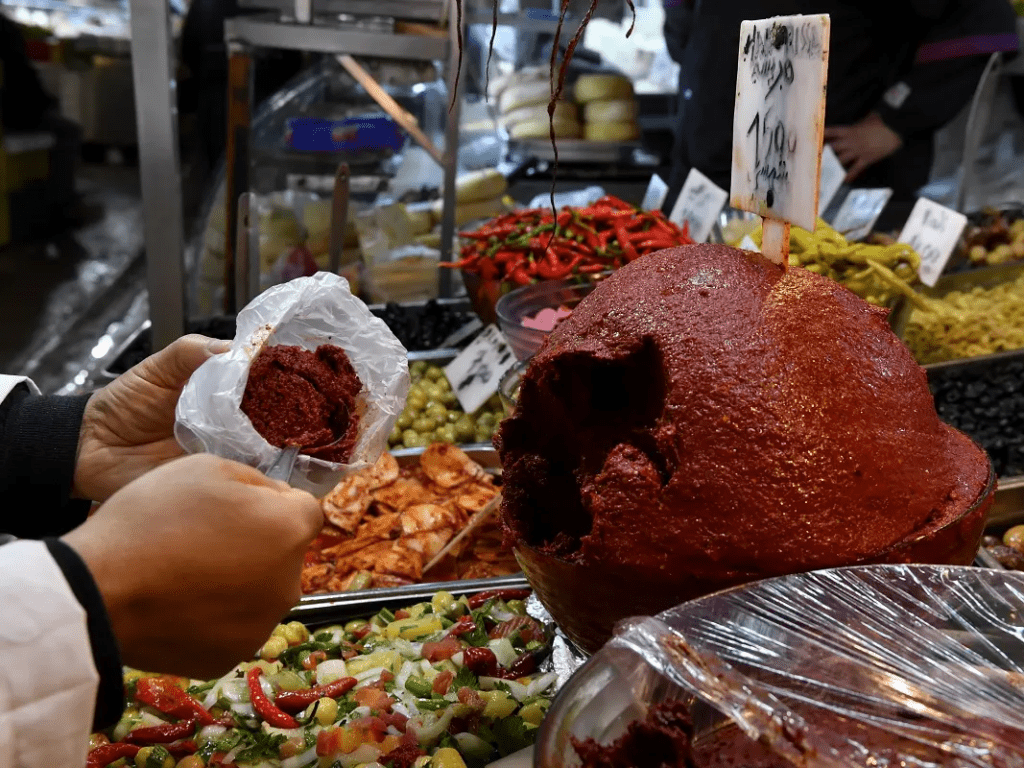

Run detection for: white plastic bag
[[174, 271, 409, 496]]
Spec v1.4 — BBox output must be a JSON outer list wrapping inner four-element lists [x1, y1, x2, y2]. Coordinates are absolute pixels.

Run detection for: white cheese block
[[583, 98, 638, 123], [583, 120, 640, 142], [574, 74, 634, 104], [455, 168, 508, 205], [499, 80, 554, 115], [487, 65, 546, 103], [509, 117, 583, 141], [501, 101, 578, 130]]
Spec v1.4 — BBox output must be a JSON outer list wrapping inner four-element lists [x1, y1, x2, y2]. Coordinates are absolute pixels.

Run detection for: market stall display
[[388, 361, 505, 450], [496, 243, 994, 652], [88, 587, 559, 768], [959, 207, 1024, 267]]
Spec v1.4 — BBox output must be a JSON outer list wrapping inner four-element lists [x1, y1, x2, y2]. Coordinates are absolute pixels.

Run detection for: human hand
[[74, 334, 230, 502], [823, 112, 903, 183], [63, 453, 324, 679]]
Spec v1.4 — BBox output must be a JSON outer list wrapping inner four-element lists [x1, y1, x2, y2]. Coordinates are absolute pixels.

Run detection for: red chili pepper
[[135, 677, 215, 726], [274, 676, 359, 714], [87, 743, 141, 768], [448, 615, 477, 636], [616, 225, 640, 262], [497, 651, 538, 680], [467, 588, 532, 609], [477, 259, 499, 282], [246, 667, 299, 728], [167, 740, 199, 758], [302, 650, 328, 670], [125, 720, 197, 745], [462, 646, 499, 677], [508, 266, 531, 286]]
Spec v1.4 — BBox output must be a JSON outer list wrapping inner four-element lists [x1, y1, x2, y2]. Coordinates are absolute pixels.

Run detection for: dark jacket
[[0, 14, 57, 131], [663, 0, 1019, 208]]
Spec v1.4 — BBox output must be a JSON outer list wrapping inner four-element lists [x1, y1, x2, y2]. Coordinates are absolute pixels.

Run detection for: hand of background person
[[63, 453, 324, 679], [73, 334, 230, 502], [824, 112, 903, 183]]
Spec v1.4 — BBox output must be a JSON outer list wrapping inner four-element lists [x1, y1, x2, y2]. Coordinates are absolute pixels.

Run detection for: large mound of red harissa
[[495, 244, 991, 583]]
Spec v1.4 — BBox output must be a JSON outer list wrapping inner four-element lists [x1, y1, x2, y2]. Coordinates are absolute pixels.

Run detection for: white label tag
[[730, 14, 831, 232], [897, 198, 967, 287], [668, 168, 730, 243], [831, 188, 892, 242], [444, 324, 518, 416], [642, 174, 670, 212], [740, 234, 761, 252], [818, 144, 845, 216]]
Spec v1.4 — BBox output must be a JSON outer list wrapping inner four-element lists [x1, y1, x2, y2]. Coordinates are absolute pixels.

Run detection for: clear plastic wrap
[[537, 565, 1024, 768], [174, 272, 409, 496]]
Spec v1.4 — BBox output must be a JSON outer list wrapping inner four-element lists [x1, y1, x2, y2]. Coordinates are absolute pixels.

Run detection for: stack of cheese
[[427, 168, 512, 229], [574, 73, 640, 142], [491, 67, 582, 141]]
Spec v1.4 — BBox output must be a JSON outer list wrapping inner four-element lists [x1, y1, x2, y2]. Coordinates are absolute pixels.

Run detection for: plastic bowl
[[495, 276, 607, 362], [514, 450, 996, 655]]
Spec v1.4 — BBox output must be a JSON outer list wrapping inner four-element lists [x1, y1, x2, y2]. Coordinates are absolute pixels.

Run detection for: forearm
[[0, 384, 93, 537], [875, 55, 991, 138], [0, 539, 123, 768]]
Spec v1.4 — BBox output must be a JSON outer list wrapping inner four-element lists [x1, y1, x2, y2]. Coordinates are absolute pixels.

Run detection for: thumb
[[135, 334, 230, 388]]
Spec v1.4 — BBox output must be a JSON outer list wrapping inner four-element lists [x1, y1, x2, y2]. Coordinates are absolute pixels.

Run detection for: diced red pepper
[[87, 743, 141, 768], [467, 588, 532, 609], [125, 720, 197, 745], [462, 646, 499, 677], [432, 670, 454, 695]]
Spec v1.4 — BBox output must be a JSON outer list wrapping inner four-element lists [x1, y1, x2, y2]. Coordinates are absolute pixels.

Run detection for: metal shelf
[[223, 16, 448, 60], [236, 0, 445, 21]]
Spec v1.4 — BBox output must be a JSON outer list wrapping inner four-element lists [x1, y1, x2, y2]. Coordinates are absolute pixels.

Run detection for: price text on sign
[[730, 14, 831, 232], [669, 168, 729, 243], [897, 198, 967, 288], [443, 324, 518, 416]]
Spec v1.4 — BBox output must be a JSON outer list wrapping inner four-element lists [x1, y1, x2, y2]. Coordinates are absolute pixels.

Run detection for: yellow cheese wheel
[[583, 98, 638, 123], [574, 74, 634, 104], [499, 80, 554, 115], [509, 118, 583, 141], [501, 101, 578, 130], [455, 168, 508, 205], [583, 120, 641, 142]]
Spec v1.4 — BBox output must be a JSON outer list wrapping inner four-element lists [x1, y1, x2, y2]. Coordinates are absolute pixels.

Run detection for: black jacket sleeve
[[663, 0, 696, 67], [875, 0, 1019, 138], [45, 538, 125, 731], [0, 385, 93, 537]]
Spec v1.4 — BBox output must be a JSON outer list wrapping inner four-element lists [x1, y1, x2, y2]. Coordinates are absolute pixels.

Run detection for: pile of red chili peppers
[[445, 195, 693, 286]]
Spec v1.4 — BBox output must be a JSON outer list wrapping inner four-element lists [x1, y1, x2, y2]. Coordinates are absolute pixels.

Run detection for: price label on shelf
[[818, 144, 845, 216], [830, 188, 892, 242], [669, 168, 729, 243], [444, 324, 518, 416], [642, 174, 670, 212], [730, 14, 831, 233], [897, 198, 967, 287]]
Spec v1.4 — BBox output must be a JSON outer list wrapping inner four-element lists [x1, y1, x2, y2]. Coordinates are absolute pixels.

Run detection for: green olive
[[446, 410, 461, 423], [1004, 525, 1024, 553], [410, 360, 428, 378], [454, 416, 475, 442], [474, 429, 492, 443], [406, 392, 427, 412], [402, 429, 422, 448], [486, 393, 503, 410], [412, 416, 438, 432], [477, 412, 496, 427], [396, 410, 414, 430], [389, 426, 402, 445], [425, 365, 444, 381], [436, 425, 457, 443], [435, 377, 452, 393], [426, 403, 448, 421], [422, 383, 443, 401], [441, 391, 459, 407]]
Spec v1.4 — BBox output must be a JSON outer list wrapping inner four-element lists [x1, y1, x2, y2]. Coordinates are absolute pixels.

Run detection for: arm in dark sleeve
[[876, 0, 1019, 137], [45, 538, 125, 731], [0, 386, 93, 537], [663, 0, 695, 66]]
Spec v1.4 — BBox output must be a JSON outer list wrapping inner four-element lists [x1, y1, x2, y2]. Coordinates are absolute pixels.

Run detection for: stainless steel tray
[[508, 139, 642, 165], [987, 475, 1024, 529]]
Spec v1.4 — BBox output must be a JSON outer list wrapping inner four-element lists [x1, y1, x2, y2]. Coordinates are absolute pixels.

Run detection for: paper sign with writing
[[831, 188, 892, 242], [818, 143, 844, 216], [740, 234, 761, 252], [669, 168, 730, 243], [642, 174, 670, 212], [897, 198, 967, 287], [444, 324, 518, 416], [730, 14, 831, 232]]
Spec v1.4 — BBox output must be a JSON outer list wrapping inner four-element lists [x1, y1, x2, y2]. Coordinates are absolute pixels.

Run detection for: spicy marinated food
[[307, 444, 517, 593], [88, 589, 556, 768], [241, 344, 362, 463]]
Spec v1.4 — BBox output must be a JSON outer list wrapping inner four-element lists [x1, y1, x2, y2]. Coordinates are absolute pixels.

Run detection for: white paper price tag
[[818, 144, 844, 216], [444, 324, 518, 416], [740, 234, 761, 252], [730, 14, 831, 232], [897, 198, 967, 287], [669, 168, 729, 243], [831, 188, 892, 242], [642, 174, 670, 212]]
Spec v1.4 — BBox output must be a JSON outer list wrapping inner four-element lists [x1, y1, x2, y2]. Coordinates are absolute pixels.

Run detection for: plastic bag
[[174, 271, 409, 496], [538, 565, 1024, 768]]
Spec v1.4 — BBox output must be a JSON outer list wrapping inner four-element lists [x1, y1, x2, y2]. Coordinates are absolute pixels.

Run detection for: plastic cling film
[[553, 565, 1024, 768], [174, 272, 410, 496]]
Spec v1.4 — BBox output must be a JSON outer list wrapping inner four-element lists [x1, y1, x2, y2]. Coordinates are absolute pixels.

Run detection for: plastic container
[[537, 564, 1024, 768], [495, 277, 606, 361]]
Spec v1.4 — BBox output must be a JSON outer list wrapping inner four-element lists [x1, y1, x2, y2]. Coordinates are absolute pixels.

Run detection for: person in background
[[0, 335, 324, 768], [662, 1, 1019, 228]]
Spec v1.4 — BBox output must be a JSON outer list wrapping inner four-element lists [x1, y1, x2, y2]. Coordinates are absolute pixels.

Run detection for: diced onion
[[451, 652, 464, 667], [196, 725, 227, 745], [352, 667, 387, 687], [223, 744, 244, 765], [527, 672, 558, 697], [479, 676, 529, 701], [315, 658, 348, 686], [280, 746, 318, 768], [395, 660, 417, 692], [488, 638, 516, 668]]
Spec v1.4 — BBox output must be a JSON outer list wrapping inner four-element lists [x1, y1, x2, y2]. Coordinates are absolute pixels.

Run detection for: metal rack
[[126, 0, 463, 350]]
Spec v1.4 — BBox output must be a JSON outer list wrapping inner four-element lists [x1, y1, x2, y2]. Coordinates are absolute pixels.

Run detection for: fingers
[[134, 334, 228, 388], [822, 125, 849, 141], [844, 156, 870, 184]]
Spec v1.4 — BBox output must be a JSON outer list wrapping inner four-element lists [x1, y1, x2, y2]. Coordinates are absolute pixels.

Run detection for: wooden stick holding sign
[[730, 14, 831, 266]]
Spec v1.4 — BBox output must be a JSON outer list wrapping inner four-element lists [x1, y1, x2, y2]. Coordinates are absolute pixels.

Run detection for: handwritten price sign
[[669, 168, 729, 243], [730, 14, 831, 233], [897, 198, 967, 287]]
